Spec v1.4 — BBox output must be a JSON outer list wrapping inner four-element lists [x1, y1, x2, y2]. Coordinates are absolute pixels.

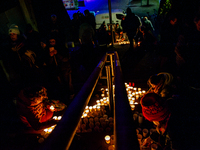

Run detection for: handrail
[[114, 52, 140, 150], [40, 54, 107, 150]]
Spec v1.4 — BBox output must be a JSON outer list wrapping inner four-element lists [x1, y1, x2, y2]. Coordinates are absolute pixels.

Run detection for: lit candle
[[106, 88, 108, 91], [97, 105, 101, 111], [44, 128, 48, 132], [138, 88, 141, 91], [50, 105, 55, 111], [48, 128, 53, 133], [96, 100, 100, 104], [57, 116, 62, 120], [85, 106, 89, 110], [142, 90, 146, 94], [89, 106, 93, 112], [138, 91, 142, 95], [105, 135, 111, 144], [133, 87, 137, 91], [53, 116, 57, 120], [130, 100, 134, 105], [85, 109, 89, 113], [83, 113, 87, 118], [93, 105, 97, 111], [134, 102, 139, 105], [101, 94, 105, 97]]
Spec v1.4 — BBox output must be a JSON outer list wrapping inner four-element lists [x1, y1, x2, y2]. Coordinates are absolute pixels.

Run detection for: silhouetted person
[[121, 8, 140, 50]]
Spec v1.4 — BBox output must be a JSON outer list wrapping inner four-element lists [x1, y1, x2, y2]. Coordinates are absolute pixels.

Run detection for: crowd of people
[[1, 6, 200, 149]]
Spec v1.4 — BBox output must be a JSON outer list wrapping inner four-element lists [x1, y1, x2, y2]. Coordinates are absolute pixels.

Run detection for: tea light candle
[[135, 92, 139, 95], [44, 128, 48, 132], [53, 116, 57, 120], [48, 128, 53, 133], [83, 113, 87, 118], [106, 88, 108, 91], [101, 88, 105, 94], [96, 100, 100, 104], [142, 90, 146, 94], [85, 106, 89, 109], [85, 109, 89, 113], [129, 100, 134, 105], [50, 105, 55, 111], [138, 88, 141, 91], [105, 135, 111, 144], [89, 106, 93, 112], [57, 116, 62, 120], [133, 87, 137, 91], [93, 105, 97, 111], [97, 105, 101, 111]]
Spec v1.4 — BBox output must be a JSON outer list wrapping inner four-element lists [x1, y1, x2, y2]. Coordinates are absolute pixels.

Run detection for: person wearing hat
[[140, 92, 199, 150], [1, 24, 27, 90]]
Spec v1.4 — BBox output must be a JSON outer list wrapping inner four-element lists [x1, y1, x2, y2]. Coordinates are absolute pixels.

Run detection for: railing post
[[105, 65, 113, 117], [109, 53, 114, 77]]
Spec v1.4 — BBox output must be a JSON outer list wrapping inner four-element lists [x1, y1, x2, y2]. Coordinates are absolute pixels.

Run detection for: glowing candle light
[[57, 116, 62, 120], [89, 106, 93, 111], [44, 128, 48, 132], [50, 105, 55, 111], [93, 105, 97, 111], [136, 92, 139, 95], [138, 88, 141, 91], [105, 135, 111, 144], [53, 116, 57, 120], [85, 106, 89, 109], [106, 88, 108, 91], [83, 113, 87, 117], [101, 94, 105, 97], [142, 90, 146, 93], [96, 100, 100, 104], [85, 109, 89, 113], [48, 128, 53, 133], [135, 102, 139, 104], [97, 105, 101, 111], [130, 100, 134, 105], [133, 87, 137, 91]]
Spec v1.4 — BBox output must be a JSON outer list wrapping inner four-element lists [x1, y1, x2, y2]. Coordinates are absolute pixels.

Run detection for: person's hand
[[12, 43, 24, 51]]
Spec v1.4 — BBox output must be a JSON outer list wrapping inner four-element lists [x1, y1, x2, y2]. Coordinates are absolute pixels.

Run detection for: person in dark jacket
[[140, 92, 200, 150]]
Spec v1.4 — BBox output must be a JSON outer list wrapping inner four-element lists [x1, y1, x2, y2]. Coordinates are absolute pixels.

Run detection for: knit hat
[[8, 24, 20, 35], [140, 93, 170, 122]]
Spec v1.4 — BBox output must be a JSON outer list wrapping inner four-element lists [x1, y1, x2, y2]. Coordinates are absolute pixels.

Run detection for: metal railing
[[114, 52, 140, 150], [40, 51, 139, 150]]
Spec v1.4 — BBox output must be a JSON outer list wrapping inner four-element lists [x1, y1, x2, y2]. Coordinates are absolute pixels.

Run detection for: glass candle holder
[[105, 135, 111, 144]]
